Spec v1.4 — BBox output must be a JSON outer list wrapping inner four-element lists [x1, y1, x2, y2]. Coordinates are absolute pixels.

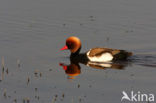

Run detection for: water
[[0, 0, 156, 103]]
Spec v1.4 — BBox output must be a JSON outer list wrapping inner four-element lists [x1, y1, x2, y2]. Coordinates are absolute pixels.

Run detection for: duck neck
[[70, 47, 81, 57]]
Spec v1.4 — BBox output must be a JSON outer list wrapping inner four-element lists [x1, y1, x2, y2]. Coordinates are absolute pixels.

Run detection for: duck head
[[60, 36, 81, 54]]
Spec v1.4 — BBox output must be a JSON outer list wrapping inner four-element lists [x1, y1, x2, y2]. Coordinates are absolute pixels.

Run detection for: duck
[[60, 36, 132, 63]]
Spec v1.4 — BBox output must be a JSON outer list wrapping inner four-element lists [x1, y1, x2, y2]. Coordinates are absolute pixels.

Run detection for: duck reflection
[[59, 62, 81, 79], [59, 59, 129, 79]]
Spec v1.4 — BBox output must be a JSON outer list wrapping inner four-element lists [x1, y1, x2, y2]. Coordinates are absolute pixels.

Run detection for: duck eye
[[68, 42, 72, 45], [66, 42, 74, 49]]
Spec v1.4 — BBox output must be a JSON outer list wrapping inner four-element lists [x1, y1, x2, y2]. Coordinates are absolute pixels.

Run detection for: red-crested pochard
[[60, 36, 132, 62]]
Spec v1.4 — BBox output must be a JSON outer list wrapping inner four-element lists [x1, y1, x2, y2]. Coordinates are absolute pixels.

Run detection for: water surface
[[0, 0, 156, 103]]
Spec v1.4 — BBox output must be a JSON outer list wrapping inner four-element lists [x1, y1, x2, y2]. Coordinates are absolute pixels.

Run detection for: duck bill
[[60, 45, 68, 50]]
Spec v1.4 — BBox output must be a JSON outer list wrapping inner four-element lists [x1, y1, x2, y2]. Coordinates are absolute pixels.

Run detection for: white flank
[[87, 50, 113, 62]]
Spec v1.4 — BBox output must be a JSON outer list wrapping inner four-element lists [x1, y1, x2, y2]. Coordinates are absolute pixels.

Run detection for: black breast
[[70, 53, 89, 64]]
